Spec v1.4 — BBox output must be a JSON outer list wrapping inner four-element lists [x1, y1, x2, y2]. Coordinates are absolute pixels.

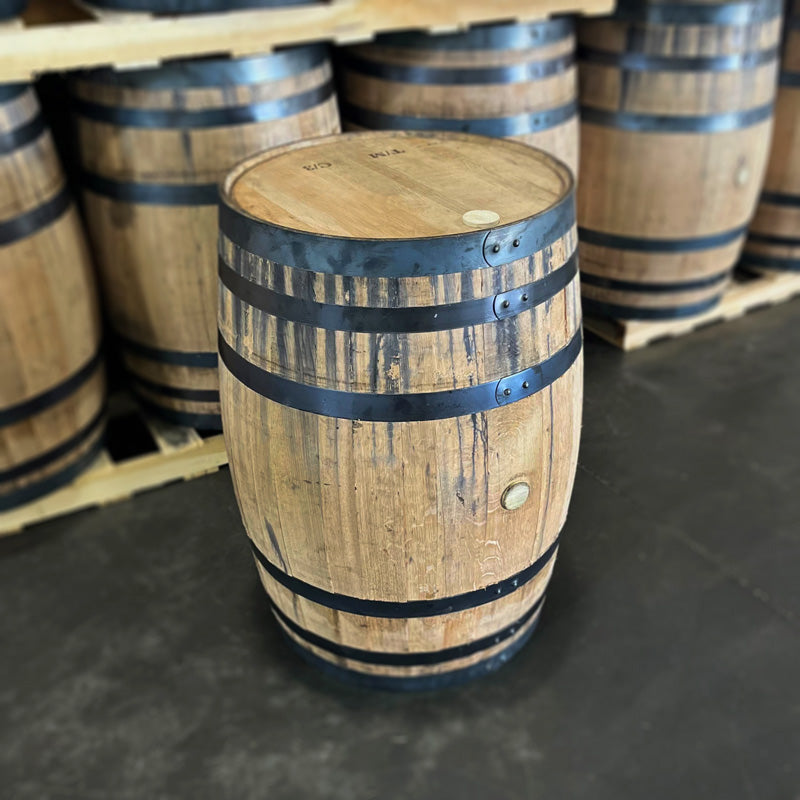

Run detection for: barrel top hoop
[[611, 0, 782, 25], [0, 114, 46, 156], [219, 186, 575, 278], [579, 224, 747, 252], [578, 43, 778, 72], [250, 534, 560, 618], [218, 328, 582, 422], [0, 83, 28, 101], [76, 44, 329, 90], [374, 16, 573, 50]]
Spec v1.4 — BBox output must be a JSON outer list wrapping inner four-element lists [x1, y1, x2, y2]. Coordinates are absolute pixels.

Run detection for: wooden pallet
[[0, 0, 614, 80], [584, 269, 800, 351], [0, 395, 228, 536]]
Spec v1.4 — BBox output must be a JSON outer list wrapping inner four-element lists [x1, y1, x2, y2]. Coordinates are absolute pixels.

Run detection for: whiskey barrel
[[0, 84, 105, 511], [336, 19, 579, 173], [744, 2, 800, 271], [577, 0, 781, 319], [72, 47, 340, 429], [218, 131, 583, 689]]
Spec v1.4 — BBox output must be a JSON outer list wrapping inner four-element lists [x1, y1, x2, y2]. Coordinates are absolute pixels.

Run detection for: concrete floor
[[1, 302, 799, 800]]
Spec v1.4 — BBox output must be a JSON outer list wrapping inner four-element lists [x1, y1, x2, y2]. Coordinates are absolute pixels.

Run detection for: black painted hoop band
[[580, 268, 730, 293], [746, 231, 800, 247], [82, 172, 218, 205], [582, 295, 722, 320], [580, 101, 773, 132], [0, 114, 46, 155], [579, 224, 747, 252], [252, 534, 560, 618], [219, 328, 582, 422], [0, 83, 28, 101], [119, 336, 219, 367], [759, 190, 800, 206], [0, 185, 71, 246], [577, 44, 778, 72], [0, 348, 102, 429], [272, 593, 545, 667], [72, 80, 334, 129], [131, 375, 220, 403], [611, 0, 782, 25], [341, 98, 578, 139], [218, 252, 578, 333], [219, 185, 576, 277], [339, 50, 575, 85], [78, 45, 328, 89], [134, 395, 223, 430], [740, 254, 800, 270]]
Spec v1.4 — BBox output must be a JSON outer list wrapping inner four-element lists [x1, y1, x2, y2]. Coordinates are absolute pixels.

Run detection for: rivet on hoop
[[501, 481, 531, 511], [503, 388, 512, 397], [502, 300, 510, 309], [513, 239, 521, 247], [492, 244, 501, 253], [522, 380, 529, 389]]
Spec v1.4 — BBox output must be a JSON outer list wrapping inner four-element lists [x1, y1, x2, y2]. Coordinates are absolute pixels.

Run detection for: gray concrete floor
[[1, 301, 799, 800]]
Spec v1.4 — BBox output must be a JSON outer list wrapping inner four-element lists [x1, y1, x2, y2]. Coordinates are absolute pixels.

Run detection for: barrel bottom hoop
[[131, 375, 220, 403], [219, 329, 582, 422], [739, 255, 800, 271], [218, 251, 579, 333], [0, 185, 72, 246], [135, 396, 222, 431], [0, 406, 105, 483], [339, 99, 578, 138], [120, 337, 218, 368], [0, 435, 104, 511], [0, 348, 103, 429], [271, 592, 544, 666], [0, 114, 46, 156], [251, 534, 559, 618], [580, 268, 730, 293], [282, 615, 539, 692], [83, 173, 219, 206], [579, 225, 747, 253], [582, 295, 722, 320]]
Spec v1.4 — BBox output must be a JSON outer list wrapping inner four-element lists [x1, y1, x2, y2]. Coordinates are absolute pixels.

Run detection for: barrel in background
[[218, 131, 583, 688], [72, 47, 341, 429], [337, 19, 579, 173], [0, 83, 105, 511], [744, 2, 800, 272], [577, 0, 781, 320]]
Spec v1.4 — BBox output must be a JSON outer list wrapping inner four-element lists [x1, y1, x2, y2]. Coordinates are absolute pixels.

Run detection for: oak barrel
[[0, 83, 105, 511], [218, 131, 583, 689], [577, 0, 781, 319], [336, 19, 579, 173], [72, 48, 340, 428], [744, 1, 800, 271]]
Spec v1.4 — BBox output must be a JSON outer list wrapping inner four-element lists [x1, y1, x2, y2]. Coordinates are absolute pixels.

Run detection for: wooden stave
[[0, 88, 106, 509], [336, 19, 580, 174], [73, 49, 341, 429], [577, 1, 781, 318]]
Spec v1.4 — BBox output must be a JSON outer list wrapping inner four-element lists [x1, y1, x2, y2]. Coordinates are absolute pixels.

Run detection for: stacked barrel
[[577, 0, 781, 319], [0, 83, 105, 510], [744, 1, 800, 272]]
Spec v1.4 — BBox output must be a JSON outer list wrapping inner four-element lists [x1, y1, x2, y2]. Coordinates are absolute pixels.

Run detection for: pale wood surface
[[220, 132, 583, 676], [0, 0, 614, 81]]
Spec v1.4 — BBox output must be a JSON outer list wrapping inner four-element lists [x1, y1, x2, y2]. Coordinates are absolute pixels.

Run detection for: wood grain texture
[[337, 19, 579, 173], [0, 86, 105, 508], [73, 48, 341, 428], [577, 2, 781, 318], [219, 131, 583, 682]]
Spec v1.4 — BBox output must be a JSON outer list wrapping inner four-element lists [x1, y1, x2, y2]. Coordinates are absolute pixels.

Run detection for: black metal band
[[220, 328, 581, 422], [219, 185, 576, 277], [578, 44, 778, 72], [580, 268, 730, 293], [272, 592, 545, 667], [0, 406, 105, 483], [134, 396, 222, 430], [82, 171, 218, 205], [778, 69, 800, 86], [759, 190, 800, 206], [90, 0, 311, 11], [375, 17, 573, 51], [0, 435, 104, 512], [131, 374, 220, 403], [0, 185, 71, 246], [0, 348, 102, 429], [0, 83, 27, 101], [78, 45, 328, 89], [740, 253, 800, 270], [119, 336, 218, 367], [579, 224, 747, 252], [340, 98, 578, 139], [582, 295, 722, 320], [0, 114, 45, 155], [72, 80, 334, 129], [580, 101, 773, 132], [218, 252, 578, 333], [339, 50, 574, 85], [746, 231, 800, 247], [612, 0, 782, 25], [283, 614, 538, 691], [251, 534, 560, 618]]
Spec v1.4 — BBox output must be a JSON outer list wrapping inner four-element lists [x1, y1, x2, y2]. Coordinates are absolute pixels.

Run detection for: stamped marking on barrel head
[[463, 209, 501, 227]]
